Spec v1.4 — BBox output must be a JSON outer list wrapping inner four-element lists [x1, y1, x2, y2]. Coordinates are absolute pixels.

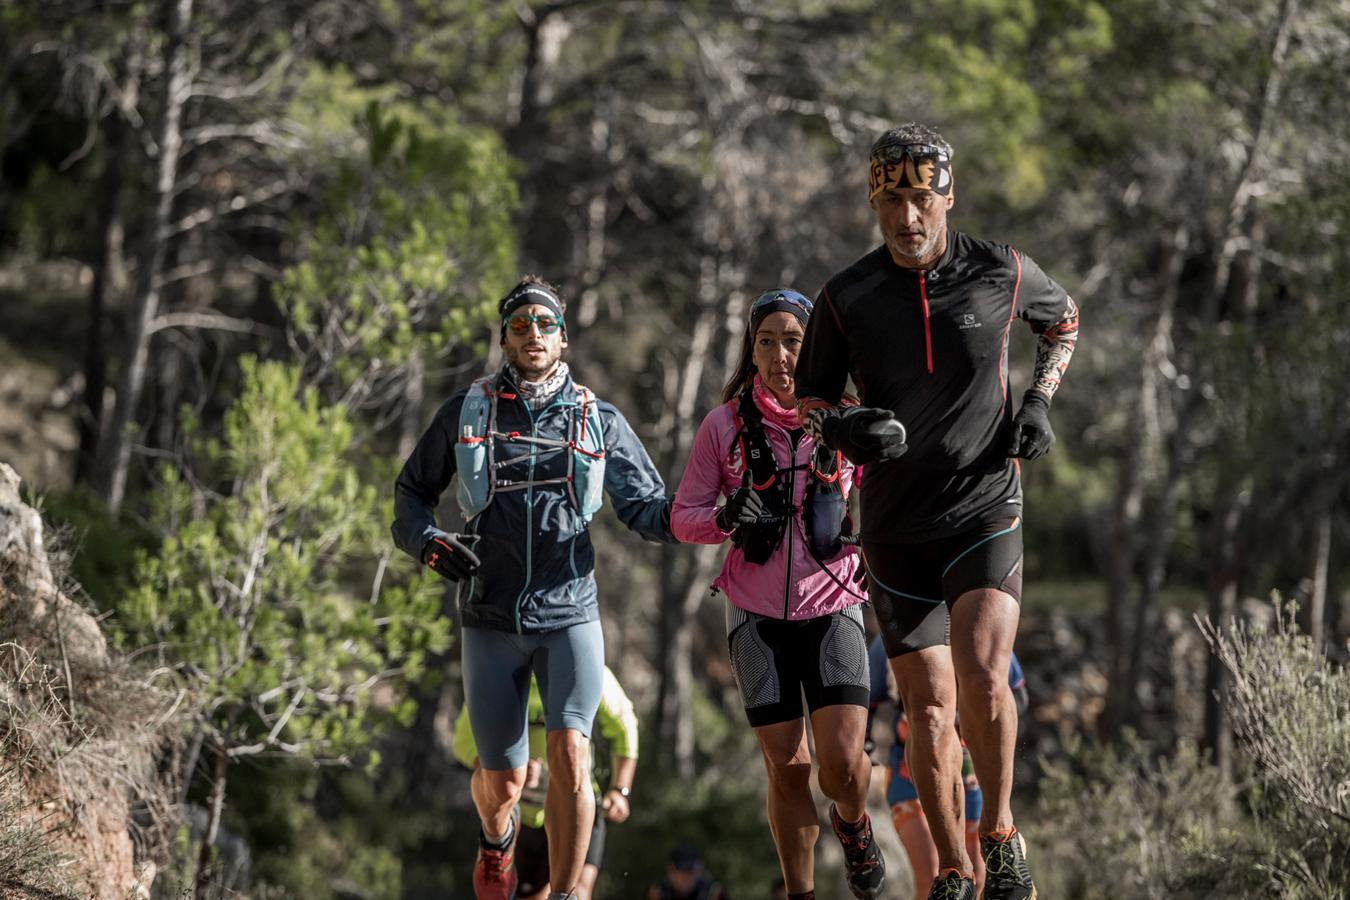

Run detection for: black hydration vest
[[732, 386, 851, 566]]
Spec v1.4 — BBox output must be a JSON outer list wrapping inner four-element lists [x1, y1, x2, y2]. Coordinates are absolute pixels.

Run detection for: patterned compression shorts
[[726, 603, 870, 727]]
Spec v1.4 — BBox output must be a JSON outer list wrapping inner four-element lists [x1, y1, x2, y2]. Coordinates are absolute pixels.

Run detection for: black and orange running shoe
[[927, 869, 976, 900], [829, 804, 886, 899], [979, 827, 1037, 900]]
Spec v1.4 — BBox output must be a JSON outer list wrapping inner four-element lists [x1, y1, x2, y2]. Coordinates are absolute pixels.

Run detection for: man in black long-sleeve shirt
[[796, 123, 1078, 900]]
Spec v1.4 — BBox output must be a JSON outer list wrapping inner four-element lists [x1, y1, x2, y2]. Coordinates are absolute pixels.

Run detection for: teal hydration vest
[[454, 375, 607, 523]]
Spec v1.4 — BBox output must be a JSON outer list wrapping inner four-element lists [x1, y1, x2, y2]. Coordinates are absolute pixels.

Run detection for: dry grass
[[0, 504, 185, 899], [1029, 600, 1350, 900]]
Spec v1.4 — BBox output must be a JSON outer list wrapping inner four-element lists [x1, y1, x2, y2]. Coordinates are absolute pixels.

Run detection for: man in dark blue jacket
[[392, 275, 674, 900]]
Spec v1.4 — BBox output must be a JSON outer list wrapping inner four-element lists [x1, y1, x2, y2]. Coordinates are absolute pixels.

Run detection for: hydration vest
[[454, 374, 607, 523], [732, 386, 851, 565]]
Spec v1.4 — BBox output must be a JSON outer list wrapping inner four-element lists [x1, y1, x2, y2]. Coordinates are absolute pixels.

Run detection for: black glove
[[420, 531, 481, 582], [716, 473, 767, 532], [820, 407, 908, 466], [1006, 392, 1055, 459]]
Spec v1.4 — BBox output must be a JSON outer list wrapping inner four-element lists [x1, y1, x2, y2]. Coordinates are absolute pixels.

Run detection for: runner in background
[[866, 636, 1030, 900]]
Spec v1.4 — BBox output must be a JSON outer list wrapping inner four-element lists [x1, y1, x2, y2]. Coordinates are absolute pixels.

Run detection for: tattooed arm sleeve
[[1014, 249, 1080, 403], [1030, 295, 1079, 402]]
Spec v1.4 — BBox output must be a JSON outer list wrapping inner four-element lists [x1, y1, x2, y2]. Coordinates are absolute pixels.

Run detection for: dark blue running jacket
[[392, 368, 675, 633]]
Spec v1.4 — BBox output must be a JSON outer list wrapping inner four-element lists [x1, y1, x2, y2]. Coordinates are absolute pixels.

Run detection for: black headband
[[752, 299, 810, 328], [749, 289, 813, 329], [499, 285, 566, 338]]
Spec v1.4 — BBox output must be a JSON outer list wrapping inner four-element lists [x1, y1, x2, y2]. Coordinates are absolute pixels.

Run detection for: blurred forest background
[[1, 0, 1348, 897]]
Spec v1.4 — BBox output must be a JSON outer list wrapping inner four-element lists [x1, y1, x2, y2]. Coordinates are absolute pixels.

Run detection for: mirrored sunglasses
[[506, 313, 564, 335], [749, 290, 814, 319], [873, 142, 950, 164]]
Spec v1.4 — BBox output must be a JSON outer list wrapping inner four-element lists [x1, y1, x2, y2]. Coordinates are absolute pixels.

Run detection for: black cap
[[669, 842, 701, 870]]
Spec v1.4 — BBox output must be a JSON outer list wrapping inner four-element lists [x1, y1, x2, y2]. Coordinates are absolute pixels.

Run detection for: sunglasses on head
[[506, 313, 564, 335], [749, 290, 814, 319], [873, 142, 949, 164]]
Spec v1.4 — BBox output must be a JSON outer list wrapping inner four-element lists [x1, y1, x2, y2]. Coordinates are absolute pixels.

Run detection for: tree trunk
[[398, 351, 425, 461], [654, 291, 722, 771], [1123, 426, 1185, 727], [1203, 486, 1249, 782], [194, 742, 228, 899], [1103, 226, 1185, 734], [76, 111, 131, 485], [1303, 507, 1331, 651], [95, 0, 194, 513], [572, 89, 614, 329], [1103, 444, 1142, 732]]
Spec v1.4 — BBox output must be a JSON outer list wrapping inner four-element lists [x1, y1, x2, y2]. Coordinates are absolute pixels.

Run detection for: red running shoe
[[473, 806, 519, 900]]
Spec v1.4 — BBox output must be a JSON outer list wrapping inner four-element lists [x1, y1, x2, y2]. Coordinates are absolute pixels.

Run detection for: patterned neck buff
[[507, 361, 570, 410], [868, 143, 954, 199]]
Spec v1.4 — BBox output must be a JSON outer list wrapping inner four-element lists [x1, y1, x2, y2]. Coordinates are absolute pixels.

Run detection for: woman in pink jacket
[[673, 290, 885, 900]]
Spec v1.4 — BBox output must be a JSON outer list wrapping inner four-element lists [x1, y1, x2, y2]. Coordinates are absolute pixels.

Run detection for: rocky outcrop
[[0, 463, 108, 667], [0, 462, 154, 899]]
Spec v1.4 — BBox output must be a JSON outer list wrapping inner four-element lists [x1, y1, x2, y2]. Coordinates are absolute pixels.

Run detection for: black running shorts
[[514, 805, 607, 895], [865, 516, 1024, 657], [726, 603, 871, 728]]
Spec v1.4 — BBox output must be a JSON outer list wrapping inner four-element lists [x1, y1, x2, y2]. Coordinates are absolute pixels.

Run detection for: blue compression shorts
[[461, 620, 604, 770]]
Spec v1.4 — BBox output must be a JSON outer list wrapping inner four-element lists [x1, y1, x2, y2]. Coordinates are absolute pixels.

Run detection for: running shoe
[[829, 804, 886, 899], [927, 869, 976, 899], [473, 805, 520, 900], [979, 827, 1037, 900]]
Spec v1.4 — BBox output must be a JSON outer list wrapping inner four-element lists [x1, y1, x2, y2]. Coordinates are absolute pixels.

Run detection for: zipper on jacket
[[513, 390, 572, 634], [919, 271, 934, 374], [782, 431, 800, 619], [515, 399, 536, 634]]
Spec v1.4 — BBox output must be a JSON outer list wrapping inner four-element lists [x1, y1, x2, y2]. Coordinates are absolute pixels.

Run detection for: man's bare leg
[[948, 588, 1019, 835], [472, 765, 527, 841], [889, 645, 969, 877], [545, 728, 594, 896]]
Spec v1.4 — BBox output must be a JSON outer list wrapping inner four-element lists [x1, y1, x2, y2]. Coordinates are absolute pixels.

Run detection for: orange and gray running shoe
[[979, 827, 1037, 900]]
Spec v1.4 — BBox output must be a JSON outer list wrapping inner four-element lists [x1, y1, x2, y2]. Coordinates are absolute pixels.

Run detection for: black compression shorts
[[726, 604, 871, 728], [864, 516, 1023, 657], [514, 804, 607, 895]]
